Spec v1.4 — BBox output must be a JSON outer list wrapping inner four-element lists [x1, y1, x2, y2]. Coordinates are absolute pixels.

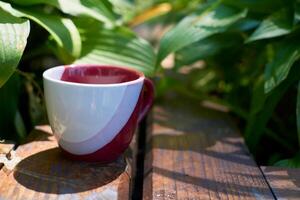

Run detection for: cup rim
[[43, 64, 145, 87]]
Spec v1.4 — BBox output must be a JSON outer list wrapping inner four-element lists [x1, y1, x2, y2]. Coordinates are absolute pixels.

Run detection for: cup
[[43, 64, 154, 163]]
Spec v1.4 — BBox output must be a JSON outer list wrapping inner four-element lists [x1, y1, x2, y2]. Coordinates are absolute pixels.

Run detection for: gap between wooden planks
[[143, 95, 276, 200], [261, 166, 300, 200]]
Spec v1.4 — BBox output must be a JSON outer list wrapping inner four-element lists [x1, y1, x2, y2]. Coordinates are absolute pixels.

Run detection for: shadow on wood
[[262, 167, 300, 199], [143, 95, 274, 199], [13, 147, 126, 194], [0, 125, 135, 199]]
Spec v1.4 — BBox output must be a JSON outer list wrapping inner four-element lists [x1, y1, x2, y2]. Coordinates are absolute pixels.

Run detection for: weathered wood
[[262, 166, 300, 200], [0, 125, 134, 200], [0, 141, 15, 170], [143, 95, 275, 199]]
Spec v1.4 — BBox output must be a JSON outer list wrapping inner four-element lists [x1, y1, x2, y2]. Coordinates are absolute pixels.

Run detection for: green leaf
[[245, 65, 300, 154], [74, 19, 156, 76], [264, 40, 300, 93], [175, 32, 243, 66], [297, 81, 300, 147], [12, 0, 117, 26], [0, 2, 81, 58], [295, 2, 300, 23], [246, 8, 294, 43], [157, 3, 247, 64], [0, 8, 29, 88], [275, 152, 300, 168]]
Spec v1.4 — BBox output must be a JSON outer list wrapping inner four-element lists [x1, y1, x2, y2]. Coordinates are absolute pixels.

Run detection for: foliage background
[[0, 0, 299, 167]]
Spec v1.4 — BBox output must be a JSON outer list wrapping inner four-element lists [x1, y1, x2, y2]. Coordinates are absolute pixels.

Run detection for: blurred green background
[[0, 0, 299, 167]]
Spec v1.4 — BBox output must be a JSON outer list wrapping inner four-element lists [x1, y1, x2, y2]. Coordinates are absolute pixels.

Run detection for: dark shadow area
[[14, 147, 126, 194], [21, 127, 53, 144], [131, 116, 149, 200]]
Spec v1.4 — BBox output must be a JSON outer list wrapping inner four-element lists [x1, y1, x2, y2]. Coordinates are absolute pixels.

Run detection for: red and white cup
[[43, 64, 154, 163]]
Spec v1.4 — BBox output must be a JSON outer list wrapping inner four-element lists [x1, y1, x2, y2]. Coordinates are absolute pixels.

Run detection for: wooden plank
[[143, 95, 275, 199], [0, 125, 134, 200], [0, 140, 15, 170], [262, 166, 300, 200]]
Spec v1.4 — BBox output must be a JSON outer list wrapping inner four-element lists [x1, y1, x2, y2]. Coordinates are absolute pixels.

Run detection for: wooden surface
[[262, 167, 300, 200], [0, 141, 15, 170], [143, 96, 275, 199], [0, 126, 133, 200]]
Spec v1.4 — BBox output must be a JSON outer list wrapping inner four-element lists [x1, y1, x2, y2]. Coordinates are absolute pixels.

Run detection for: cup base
[[60, 147, 124, 163]]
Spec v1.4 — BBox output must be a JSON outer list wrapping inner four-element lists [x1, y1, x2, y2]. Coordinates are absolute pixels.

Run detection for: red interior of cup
[[61, 65, 141, 84]]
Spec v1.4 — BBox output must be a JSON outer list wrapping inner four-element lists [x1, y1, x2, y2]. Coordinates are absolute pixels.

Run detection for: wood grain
[[262, 167, 300, 200], [143, 95, 275, 200], [0, 141, 15, 170], [0, 125, 133, 200]]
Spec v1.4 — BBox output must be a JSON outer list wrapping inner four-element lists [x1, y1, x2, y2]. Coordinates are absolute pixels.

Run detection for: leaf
[[275, 152, 300, 168], [20, 9, 81, 58], [231, 18, 260, 31], [74, 19, 156, 76], [157, 3, 247, 64], [0, 2, 81, 58], [0, 7, 29, 88], [245, 65, 300, 154], [295, 2, 300, 23], [12, 0, 117, 26], [246, 8, 294, 43], [264, 40, 300, 93], [175, 32, 243, 66], [297, 81, 300, 146]]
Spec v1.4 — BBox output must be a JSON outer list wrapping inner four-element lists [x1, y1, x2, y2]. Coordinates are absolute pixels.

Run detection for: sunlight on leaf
[[157, 3, 247, 65], [12, 0, 117, 26], [264, 41, 300, 93], [0, 8, 29, 87], [74, 19, 156, 76], [0, 2, 81, 58], [246, 8, 294, 43]]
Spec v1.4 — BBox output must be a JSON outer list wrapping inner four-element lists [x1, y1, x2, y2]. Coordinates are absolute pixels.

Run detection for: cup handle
[[138, 78, 154, 123]]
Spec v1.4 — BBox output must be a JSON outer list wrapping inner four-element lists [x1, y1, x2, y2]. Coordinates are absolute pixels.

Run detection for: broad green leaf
[[231, 18, 260, 31], [264, 41, 300, 93], [297, 81, 300, 146], [0, 2, 81, 58], [245, 65, 300, 154], [0, 8, 29, 87], [12, 0, 117, 25], [157, 3, 247, 64], [74, 19, 156, 76], [175, 32, 243, 66], [20, 9, 81, 58], [246, 8, 294, 43]]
